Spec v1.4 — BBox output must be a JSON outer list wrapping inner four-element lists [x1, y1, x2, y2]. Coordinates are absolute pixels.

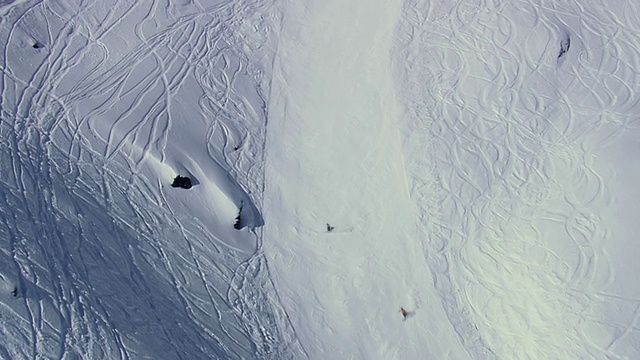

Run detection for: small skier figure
[[400, 307, 408, 321]]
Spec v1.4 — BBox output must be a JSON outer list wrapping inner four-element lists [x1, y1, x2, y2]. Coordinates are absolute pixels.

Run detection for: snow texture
[[1, 0, 640, 359]]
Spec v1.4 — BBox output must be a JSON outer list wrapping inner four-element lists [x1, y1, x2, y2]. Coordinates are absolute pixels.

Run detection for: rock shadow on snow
[[0, 260, 49, 301], [233, 199, 264, 230], [555, 25, 572, 65], [0, 272, 17, 298], [558, 36, 571, 60]]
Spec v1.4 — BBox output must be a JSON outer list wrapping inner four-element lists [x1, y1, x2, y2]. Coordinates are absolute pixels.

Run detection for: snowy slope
[[0, 0, 294, 359], [2, 0, 640, 359], [392, 1, 640, 358], [265, 0, 640, 359]]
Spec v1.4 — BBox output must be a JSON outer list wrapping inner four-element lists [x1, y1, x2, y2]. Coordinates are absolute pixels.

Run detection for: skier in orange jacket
[[400, 307, 408, 319]]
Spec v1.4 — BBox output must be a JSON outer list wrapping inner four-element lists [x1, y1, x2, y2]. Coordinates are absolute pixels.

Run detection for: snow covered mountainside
[[1, 0, 640, 359], [0, 1, 290, 358]]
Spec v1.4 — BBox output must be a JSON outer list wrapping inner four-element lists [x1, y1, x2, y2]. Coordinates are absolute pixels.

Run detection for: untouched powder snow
[[1, 0, 640, 359]]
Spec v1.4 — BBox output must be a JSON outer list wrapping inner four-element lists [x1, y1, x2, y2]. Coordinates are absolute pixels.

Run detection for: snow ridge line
[[221, 1, 308, 358]]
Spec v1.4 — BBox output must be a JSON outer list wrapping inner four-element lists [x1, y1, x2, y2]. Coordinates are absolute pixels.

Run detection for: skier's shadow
[[405, 310, 416, 319], [402, 309, 416, 321]]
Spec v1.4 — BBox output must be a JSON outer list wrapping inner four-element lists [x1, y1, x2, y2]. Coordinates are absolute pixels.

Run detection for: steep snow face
[[265, 0, 640, 359], [2, 0, 640, 358], [0, 1, 291, 359], [394, 0, 640, 359], [263, 0, 473, 359]]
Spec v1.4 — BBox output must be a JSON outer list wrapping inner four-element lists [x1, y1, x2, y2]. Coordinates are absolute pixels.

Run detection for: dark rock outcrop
[[171, 175, 192, 189]]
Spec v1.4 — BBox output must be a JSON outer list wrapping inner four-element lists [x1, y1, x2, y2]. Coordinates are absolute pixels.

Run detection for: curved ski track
[[0, 0, 300, 359]]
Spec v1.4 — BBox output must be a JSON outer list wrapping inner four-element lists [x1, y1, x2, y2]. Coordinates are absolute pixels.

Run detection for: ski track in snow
[[396, 0, 640, 359], [1, 0, 640, 358], [0, 0, 301, 359]]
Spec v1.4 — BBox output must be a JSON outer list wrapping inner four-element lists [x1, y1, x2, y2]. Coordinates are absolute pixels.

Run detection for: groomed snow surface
[[1, 0, 639, 359]]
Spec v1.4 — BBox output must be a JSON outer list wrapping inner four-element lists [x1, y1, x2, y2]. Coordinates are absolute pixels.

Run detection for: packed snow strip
[[395, 0, 640, 359], [0, 0, 296, 359], [263, 0, 477, 358]]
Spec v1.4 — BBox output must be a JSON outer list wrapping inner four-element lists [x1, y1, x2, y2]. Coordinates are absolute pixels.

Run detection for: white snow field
[[1, 0, 640, 359]]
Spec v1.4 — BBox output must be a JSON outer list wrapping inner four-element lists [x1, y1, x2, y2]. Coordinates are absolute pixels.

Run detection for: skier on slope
[[400, 307, 407, 320]]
